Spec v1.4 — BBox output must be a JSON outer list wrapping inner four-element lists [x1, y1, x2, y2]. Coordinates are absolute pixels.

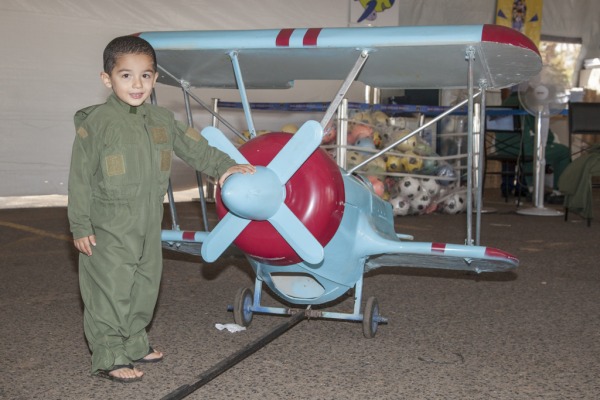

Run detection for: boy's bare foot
[[109, 365, 144, 380], [96, 364, 143, 383], [134, 346, 164, 363], [141, 348, 163, 362]]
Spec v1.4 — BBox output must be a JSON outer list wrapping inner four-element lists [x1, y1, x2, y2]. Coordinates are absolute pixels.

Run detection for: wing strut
[[320, 50, 370, 130], [229, 51, 257, 138], [157, 64, 247, 142]]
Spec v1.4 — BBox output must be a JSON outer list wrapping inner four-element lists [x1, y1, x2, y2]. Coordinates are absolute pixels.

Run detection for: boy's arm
[[67, 127, 97, 241], [172, 120, 239, 179]]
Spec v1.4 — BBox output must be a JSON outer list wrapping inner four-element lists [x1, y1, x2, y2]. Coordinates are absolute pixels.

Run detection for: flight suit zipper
[[143, 113, 155, 202]]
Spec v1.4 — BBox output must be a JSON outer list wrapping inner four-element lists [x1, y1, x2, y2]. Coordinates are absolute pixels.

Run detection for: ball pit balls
[[410, 192, 432, 213], [385, 155, 403, 172], [389, 194, 411, 216], [400, 152, 423, 172], [398, 176, 421, 199]]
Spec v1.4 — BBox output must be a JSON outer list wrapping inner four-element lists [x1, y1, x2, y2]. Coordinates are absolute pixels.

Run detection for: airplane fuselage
[[249, 171, 397, 305]]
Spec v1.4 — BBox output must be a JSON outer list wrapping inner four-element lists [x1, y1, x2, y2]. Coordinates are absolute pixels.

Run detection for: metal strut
[[465, 46, 476, 246], [161, 311, 306, 400]]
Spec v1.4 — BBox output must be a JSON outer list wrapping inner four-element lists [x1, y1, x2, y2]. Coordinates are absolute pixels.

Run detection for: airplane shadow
[[162, 246, 253, 282]]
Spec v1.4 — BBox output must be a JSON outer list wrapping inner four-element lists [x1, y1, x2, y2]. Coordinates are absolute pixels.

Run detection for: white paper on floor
[[215, 323, 247, 333]]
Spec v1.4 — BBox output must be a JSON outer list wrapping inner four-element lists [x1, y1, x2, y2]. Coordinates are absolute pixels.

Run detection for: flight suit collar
[[107, 93, 148, 117]]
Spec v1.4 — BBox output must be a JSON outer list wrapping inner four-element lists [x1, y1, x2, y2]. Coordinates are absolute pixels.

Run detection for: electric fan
[[516, 65, 570, 216]]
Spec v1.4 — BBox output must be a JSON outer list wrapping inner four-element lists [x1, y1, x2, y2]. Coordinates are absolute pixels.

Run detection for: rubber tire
[[362, 296, 379, 339], [233, 287, 254, 327]]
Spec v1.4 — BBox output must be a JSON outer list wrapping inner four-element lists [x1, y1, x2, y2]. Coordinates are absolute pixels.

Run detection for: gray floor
[[1, 191, 599, 400]]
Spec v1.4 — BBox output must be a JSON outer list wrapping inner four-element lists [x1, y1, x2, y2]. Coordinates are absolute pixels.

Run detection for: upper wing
[[138, 24, 541, 90]]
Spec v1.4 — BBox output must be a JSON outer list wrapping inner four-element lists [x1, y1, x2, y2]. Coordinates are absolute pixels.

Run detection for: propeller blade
[[268, 204, 324, 265], [201, 126, 249, 164], [201, 212, 250, 262], [267, 120, 323, 183]]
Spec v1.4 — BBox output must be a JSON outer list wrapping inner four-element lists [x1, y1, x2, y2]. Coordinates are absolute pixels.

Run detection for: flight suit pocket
[[149, 125, 173, 196], [160, 149, 172, 172], [105, 154, 125, 177], [156, 145, 173, 195], [99, 144, 141, 200]]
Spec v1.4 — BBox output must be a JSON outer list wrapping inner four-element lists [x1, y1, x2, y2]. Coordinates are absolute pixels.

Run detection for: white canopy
[[0, 0, 598, 197]]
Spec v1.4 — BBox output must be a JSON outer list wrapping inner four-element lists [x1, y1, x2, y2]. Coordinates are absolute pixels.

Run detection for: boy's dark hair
[[103, 35, 157, 74]]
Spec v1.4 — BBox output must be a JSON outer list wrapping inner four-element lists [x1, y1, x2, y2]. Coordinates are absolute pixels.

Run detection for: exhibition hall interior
[[1, 1, 599, 399]]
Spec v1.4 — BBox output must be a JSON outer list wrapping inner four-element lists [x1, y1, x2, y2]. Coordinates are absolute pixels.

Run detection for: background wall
[[1, 0, 599, 197]]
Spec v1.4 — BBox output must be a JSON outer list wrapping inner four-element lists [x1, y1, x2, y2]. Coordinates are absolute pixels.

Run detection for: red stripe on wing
[[303, 28, 322, 46], [431, 243, 446, 253], [276, 28, 294, 47], [182, 231, 196, 241], [481, 24, 540, 55], [485, 247, 519, 262]]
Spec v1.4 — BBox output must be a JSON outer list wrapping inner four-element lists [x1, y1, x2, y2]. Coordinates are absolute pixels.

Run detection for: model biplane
[[141, 24, 541, 337]]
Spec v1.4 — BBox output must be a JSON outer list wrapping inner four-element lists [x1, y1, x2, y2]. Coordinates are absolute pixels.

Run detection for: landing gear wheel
[[362, 296, 380, 339], [233, 287, 254, 327]]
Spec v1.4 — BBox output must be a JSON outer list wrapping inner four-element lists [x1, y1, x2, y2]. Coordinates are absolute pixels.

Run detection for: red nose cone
[[215, 132, 345, 265]]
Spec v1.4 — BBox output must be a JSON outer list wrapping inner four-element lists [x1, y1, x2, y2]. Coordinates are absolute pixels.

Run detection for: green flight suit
[[68, 93, 236, 374]]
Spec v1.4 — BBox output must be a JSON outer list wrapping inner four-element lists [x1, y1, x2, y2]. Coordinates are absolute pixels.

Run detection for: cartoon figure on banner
[[512, 1, 527, 32], [355, 0, 396, 23], [496, 0, 542, 46]]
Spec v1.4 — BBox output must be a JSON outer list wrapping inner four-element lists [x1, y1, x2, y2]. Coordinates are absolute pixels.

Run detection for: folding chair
[[483, 107, 530, 202]]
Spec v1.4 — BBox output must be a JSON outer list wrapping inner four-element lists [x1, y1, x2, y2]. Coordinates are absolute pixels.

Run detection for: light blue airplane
[[148, 24, 541, 337]]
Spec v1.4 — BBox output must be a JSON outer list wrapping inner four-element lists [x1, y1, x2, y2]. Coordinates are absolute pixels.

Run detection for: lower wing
[[162, 230, 519, 274], [161, 230, 206, 256], [365, 242, 518, 274]]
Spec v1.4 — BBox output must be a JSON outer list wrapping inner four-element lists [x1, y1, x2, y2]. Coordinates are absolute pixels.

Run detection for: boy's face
[[101, 53, 158, 107]]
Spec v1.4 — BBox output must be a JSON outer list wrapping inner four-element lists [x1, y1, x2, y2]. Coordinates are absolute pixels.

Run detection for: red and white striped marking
[[275, 28, 323, 47]]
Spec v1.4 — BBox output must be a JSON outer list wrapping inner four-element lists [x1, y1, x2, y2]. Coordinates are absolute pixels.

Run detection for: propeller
[[200, 121, 325, 264]]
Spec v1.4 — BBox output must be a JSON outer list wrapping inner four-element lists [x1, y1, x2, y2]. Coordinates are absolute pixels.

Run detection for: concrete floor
[[0, 191, 599, 400]]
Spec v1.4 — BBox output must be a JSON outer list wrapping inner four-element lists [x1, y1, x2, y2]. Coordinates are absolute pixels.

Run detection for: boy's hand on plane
[[219, 164, 256, 186], [74, 235, 96, 256]]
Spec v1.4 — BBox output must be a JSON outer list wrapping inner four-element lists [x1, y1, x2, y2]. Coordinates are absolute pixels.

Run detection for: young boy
[[68, 35, 255, 382]]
